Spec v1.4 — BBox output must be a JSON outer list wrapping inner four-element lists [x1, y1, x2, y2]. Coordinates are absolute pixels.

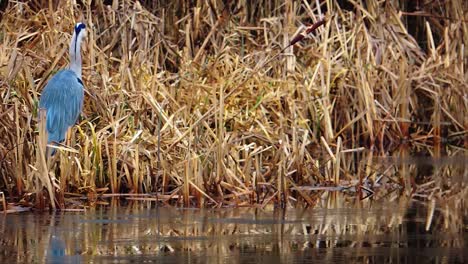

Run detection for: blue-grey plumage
[[39, 22, 86, 155], [39, 70, 84, 143]]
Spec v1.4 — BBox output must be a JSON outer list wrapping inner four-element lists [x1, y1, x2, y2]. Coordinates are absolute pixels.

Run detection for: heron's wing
[[65, 75, 85, 127], [39, 70, 84, 143]]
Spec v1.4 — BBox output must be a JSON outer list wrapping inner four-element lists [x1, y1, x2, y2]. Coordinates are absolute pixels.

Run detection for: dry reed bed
[[0, 1, 466, 208]]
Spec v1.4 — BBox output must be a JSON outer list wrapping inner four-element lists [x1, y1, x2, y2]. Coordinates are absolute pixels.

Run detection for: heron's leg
[[65, 127, 71, 146]]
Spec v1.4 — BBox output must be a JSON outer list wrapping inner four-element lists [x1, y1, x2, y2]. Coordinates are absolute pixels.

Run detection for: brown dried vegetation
[[0, 0, 466, 209]]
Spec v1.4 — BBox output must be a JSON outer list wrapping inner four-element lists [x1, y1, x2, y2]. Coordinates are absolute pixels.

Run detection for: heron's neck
[[69, 32, 83, 78]]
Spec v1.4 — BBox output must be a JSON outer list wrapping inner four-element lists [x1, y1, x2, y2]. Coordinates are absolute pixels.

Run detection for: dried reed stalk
[[36, 109, 55, 210]]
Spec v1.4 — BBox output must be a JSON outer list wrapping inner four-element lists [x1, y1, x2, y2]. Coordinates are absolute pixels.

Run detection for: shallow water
[[1, 154, 467, 263], [0, 200, 466, 264]]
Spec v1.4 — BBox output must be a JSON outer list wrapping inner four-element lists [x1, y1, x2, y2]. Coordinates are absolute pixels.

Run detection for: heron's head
[[74, 22, 86, 41]]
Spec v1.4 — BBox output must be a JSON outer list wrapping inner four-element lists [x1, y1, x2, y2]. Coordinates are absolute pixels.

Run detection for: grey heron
[[39, 22, 86, 155]]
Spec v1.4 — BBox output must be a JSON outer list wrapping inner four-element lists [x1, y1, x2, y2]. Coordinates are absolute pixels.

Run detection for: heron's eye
[[75, 23, 86, 35]]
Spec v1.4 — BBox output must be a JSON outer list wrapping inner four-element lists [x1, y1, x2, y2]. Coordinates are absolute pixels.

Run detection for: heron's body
[[39, 23, 86, 154], [39, 69, 84, 143]]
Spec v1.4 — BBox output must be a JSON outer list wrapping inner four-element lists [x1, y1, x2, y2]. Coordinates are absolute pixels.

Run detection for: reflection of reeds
[[0, 195, 465, 263], [0, 1, 466, 206]]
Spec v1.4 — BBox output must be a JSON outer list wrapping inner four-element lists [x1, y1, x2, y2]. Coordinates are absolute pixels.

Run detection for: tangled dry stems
[[0, 0, 466, 208]]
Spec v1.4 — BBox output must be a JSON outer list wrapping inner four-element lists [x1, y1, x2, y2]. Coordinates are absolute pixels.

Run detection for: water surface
[[1, 200, 465, 263], [1, 154, 466, 263]]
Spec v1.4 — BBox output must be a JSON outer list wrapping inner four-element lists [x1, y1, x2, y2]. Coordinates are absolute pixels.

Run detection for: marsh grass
[[0, 0, 466, 209]]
